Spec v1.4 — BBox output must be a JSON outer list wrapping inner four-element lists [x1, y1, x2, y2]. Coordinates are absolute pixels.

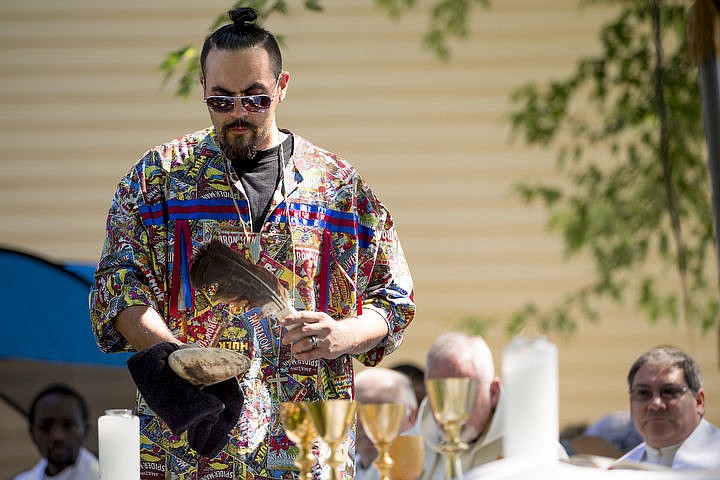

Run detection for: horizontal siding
[[1, 0, 718, 475]]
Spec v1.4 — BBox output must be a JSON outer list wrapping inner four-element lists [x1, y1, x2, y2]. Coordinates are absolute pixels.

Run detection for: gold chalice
[[358, 403, 405, 480], [279, 402, 318, 480], [388, 434, 425, 480], [426, 378, 478, 480], [303, 400, 358, 480]]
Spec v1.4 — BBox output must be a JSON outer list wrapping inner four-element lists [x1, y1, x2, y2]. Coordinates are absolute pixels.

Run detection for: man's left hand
[[280, 309, 388, 361], [280, 311, 354, 360]]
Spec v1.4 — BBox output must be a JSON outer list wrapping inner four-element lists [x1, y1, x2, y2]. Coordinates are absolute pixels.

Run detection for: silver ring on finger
[[310, 335, 318, 350]]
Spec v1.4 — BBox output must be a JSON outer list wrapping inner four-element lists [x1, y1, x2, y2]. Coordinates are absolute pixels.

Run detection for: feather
[[189, 239, 289, 311]]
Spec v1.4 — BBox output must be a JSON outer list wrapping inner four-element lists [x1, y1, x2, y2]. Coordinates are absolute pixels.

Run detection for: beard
[[217, 119, 263, 162]]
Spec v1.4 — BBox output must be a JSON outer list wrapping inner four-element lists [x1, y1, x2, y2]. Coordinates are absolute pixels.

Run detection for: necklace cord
[[224, 161, 252, 245], [223, 137, 298, 401]]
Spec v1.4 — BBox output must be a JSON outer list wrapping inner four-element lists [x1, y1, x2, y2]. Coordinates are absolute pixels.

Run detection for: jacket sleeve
[[352, 177, 415, 367], [89, 153, 166, 353]]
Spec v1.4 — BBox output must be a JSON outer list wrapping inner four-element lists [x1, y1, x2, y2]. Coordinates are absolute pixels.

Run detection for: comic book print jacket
[[89, 128, 415, 480]]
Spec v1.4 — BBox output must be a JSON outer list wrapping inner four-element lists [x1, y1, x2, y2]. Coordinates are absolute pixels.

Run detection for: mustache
[[223, 120, 256, 132]]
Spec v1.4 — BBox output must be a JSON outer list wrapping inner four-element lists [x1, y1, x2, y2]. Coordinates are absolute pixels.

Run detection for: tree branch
[[652, 0, 693, 344]]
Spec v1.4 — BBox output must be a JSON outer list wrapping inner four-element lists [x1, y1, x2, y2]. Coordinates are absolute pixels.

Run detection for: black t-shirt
[[230, 134, 294, 232]]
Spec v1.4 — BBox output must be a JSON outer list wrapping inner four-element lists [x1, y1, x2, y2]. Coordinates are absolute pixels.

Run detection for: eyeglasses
[[204, 94, 273, 114], [629, 384, 690, 403], [204, 74, 281, 114]]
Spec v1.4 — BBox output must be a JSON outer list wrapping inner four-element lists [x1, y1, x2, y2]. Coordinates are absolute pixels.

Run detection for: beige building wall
[[1, 0, 718, 475]]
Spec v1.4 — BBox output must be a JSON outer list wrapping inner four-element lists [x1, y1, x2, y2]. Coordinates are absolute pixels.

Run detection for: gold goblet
[[388, 434, 425, 480], [279, 402, 318, 480], [303, 400, 358, 480], [426, 378, 478, 480], [358, 403, 405, 480]]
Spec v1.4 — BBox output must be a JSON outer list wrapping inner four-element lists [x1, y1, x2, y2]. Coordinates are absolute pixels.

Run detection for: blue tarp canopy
[[0, 247, 131, 367]]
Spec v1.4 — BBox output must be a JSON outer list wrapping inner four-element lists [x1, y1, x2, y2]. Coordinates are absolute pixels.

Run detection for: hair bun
[[228, 7, 258, 27]]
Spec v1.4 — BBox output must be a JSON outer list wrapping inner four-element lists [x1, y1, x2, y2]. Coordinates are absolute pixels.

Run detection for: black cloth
[[187, 379, 244, 457], [126, 342, 244, 457]]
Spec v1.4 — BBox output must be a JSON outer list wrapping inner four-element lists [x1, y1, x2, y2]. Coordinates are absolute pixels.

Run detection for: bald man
[[414, 332, 566, 480], [355, 368, 419, 480]]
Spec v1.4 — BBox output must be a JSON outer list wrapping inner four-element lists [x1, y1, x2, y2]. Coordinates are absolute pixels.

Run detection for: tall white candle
[[98, 409, 140, 480], [501, 336, 558, 463]]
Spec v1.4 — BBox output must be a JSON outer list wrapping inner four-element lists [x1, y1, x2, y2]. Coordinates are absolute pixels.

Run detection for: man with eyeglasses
[[89, 7, 414, 480], [611, 345, 720, 470]]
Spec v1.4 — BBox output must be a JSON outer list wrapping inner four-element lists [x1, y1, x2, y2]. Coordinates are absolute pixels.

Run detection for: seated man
[[414, 332, 566, 480], [355, 367, 419, 480], [13, 383, 99, 480], [612, 345, 720, 470]]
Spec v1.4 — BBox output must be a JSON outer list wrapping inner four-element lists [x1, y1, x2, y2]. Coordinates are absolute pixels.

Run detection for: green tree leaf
[[509, 0, 717, 338], [160, 0, 491, 96]]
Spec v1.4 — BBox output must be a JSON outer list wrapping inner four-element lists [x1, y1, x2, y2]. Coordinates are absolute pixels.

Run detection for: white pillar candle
[[501, 336, 558, 463], [98, 409, 140, 480]]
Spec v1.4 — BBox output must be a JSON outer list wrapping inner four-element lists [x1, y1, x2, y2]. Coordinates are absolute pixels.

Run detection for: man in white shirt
[[355, 368, 419, 480], [413, 333, 504, 480], [13, 384, 99, 480], [415, 333, 567, 480], [612, 345, 720, 470]]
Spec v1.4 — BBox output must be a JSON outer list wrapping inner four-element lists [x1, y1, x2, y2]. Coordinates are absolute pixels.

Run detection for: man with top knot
[[89, 7, 414, 480]]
